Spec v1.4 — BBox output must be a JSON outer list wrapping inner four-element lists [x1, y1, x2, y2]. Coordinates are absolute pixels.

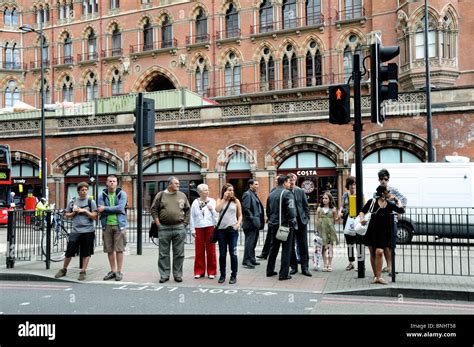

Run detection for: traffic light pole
[[353, 53, 365, 279], [136, 93, 144, 255]]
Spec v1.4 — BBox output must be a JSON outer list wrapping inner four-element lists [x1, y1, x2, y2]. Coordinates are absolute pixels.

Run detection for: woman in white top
[[190, 184, 218, 279], [215, 183, 242, 284]]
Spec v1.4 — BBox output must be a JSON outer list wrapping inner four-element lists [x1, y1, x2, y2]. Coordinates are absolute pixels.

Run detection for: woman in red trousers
[[190, 184, 218, 279]]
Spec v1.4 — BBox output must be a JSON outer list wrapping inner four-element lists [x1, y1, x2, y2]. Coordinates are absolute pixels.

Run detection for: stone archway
[[131, 66, 179, 92]]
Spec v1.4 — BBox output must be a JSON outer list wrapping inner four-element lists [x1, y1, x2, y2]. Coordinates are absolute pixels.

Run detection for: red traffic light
[[335, 88, 343, 100]]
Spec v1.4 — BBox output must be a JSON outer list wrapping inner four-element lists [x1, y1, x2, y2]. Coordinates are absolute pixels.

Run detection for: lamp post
[[20, 23, 47, 200], [424, 0, 434, 162]]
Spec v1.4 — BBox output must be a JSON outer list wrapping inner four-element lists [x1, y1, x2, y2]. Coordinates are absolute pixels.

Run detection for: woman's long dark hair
[[220, 183, 236, 202]]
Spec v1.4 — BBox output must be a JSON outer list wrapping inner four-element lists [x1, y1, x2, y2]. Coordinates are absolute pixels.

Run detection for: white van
[[351, 162, 474, 243]]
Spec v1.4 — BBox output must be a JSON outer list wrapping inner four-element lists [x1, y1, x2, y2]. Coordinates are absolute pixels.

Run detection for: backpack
[[70, 196, 93, 211]]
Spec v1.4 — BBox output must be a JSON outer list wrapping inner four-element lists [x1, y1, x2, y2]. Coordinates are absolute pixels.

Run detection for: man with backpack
[[98, 175, 128, 281], [55, 182, 97, 281]]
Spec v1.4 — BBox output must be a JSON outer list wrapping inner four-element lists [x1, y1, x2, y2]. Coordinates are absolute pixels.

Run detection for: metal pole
[[424, 0, 434, 162], [136, 93, 143, 255], [39, 21, 47, 199], [353, 53, 365, 279]]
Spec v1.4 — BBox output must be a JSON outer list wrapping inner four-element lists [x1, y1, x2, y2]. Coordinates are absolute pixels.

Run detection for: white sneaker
[[194, 275, 202, 279], [208, 275, 215, 279]]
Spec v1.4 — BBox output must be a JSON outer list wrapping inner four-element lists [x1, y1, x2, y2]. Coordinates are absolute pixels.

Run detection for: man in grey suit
[[242, 179, 265, 268], [288, 173, 312, 276]]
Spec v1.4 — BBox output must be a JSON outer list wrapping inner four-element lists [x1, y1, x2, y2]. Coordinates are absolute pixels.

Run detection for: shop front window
[[278, 151, 336, 205]]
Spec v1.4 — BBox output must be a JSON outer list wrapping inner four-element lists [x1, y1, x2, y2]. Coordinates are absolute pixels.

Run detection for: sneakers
[[78, 271, 86, 281], [194, 275, 203, 279], [54, 268, 67, 278], [115, 272, 123, 281], [208, 275, 215, 279], [103, 271, 116, 281]]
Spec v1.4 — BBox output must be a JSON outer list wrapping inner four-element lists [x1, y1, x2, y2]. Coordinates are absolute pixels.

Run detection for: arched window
[[343, 35, 362, 83], [225, 4, 239, 38], [195, 57, 208, 96], [62, 75, 73, 102], [224, 53, 241, 96], [64, 34, 72, 63], [282, 0, 297, 29], [111, 69, 123, 95], [87, 31, 97, 60], [364, 148, 422, 163], [196, 9, 207, 43], [112, 27, 121, 55], [143, 19, 153, 51], [3, 8, 11, 25], [65, 159, 117, 203], [41, 41, 49, 64], [85, 72, 98, 101], [161, 16, 172, 48], [39, 78, 51, 105], [441, 14, 456, 60], [5, 80, 19, 107], [306, 0, 321, 25], [415, 15, 436, 60], [12, 161, 39, 178], [4, 43, 12, 69], [279, 151, 337, 204], [306, 41, 322, 86], [259, 0, 273, 33], [259, 48, 275, 91], [282, 44, 298, 88], [11, 8, 18, 26]]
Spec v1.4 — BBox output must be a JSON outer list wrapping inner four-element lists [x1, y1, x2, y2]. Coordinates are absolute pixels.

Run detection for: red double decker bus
[[0, 144, 12, 224]]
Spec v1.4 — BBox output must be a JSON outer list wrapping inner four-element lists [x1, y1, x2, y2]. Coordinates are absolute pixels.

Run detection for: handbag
[[354, 199, 376, 236], [275, 190, 290, 242], [211, 201, 231, 243], [343, 216, 357, 236], [149, 222, 158, 238]]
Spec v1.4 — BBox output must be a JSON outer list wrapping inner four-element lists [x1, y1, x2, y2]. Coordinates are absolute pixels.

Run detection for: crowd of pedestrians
[[50, 168, 404, 285]]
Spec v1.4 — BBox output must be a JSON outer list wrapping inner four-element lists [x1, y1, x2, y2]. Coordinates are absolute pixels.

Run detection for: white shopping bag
[[313, 236, 323, 271]]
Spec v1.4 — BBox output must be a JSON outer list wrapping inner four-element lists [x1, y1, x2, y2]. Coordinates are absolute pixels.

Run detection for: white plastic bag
[[343, 216, 357, 236], [313, 236, 323, 271]]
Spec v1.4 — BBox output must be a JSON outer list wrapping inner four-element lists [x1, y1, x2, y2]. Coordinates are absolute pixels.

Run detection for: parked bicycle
[[40, 209, 70, 262]]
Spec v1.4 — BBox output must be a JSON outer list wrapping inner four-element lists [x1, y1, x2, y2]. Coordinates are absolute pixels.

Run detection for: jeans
[[216, 227, 239, 277]]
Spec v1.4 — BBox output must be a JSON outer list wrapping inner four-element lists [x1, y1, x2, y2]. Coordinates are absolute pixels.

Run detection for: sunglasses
[[380, 177, 389, 181]]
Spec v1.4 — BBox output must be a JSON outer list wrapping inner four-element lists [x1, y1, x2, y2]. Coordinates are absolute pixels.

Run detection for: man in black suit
[[288, 173, 312, 277], [257, 176, 278, 260], [266, 175, 297, 280], [242, 179, 265, 268]]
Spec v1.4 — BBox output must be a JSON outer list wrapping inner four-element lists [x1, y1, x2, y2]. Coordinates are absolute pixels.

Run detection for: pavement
[[1, 242, 474, 302]]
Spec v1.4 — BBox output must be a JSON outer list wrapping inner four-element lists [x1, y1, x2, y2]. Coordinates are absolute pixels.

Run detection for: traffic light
[[84, 155, 95, 179], [133, 93, 155, 147], [370, 43, 400, 125], [329, 84, 350, 124]]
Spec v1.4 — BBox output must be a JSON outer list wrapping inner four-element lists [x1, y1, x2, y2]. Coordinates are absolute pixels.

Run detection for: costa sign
[[296, 170, 317, 176]]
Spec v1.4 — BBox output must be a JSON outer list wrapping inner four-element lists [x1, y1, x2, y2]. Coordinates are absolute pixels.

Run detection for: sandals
[[372, 277, 388, 285], [322, 266, 328, 272], [345, 263, 355, 271], [327, 266, 333, 272]]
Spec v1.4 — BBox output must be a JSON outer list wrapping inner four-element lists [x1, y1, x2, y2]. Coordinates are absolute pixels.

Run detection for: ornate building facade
[[0, 0, 473, 208]]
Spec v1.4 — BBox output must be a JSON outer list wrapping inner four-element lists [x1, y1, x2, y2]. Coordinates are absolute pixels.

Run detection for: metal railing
[[5, 207, 474, 276]]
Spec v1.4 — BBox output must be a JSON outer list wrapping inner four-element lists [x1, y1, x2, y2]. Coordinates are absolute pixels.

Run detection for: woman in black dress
[[359, 185, 405, 284]]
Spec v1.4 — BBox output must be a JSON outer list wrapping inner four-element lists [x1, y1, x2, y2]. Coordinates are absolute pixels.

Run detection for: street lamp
[[20, 23, 47, 199], [424, 0, 434, 162]]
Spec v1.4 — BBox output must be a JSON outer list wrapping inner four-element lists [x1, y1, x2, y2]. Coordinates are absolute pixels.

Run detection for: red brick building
[[0, 0, 473, 208]]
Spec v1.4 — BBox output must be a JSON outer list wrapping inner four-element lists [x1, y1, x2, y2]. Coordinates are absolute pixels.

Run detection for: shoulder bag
[[210, 201, 231, 243], [149, 192, 163, 239], [354, 199, 376, 236], [275, 190, 290, 242]]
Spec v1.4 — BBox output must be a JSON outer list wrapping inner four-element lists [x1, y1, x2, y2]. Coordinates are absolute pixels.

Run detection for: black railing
[[5, 207, 474, 276]]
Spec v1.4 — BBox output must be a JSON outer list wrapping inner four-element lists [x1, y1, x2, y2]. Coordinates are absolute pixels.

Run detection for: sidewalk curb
[[331, 287, 474, 302], [0, 272, 76, 283]]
